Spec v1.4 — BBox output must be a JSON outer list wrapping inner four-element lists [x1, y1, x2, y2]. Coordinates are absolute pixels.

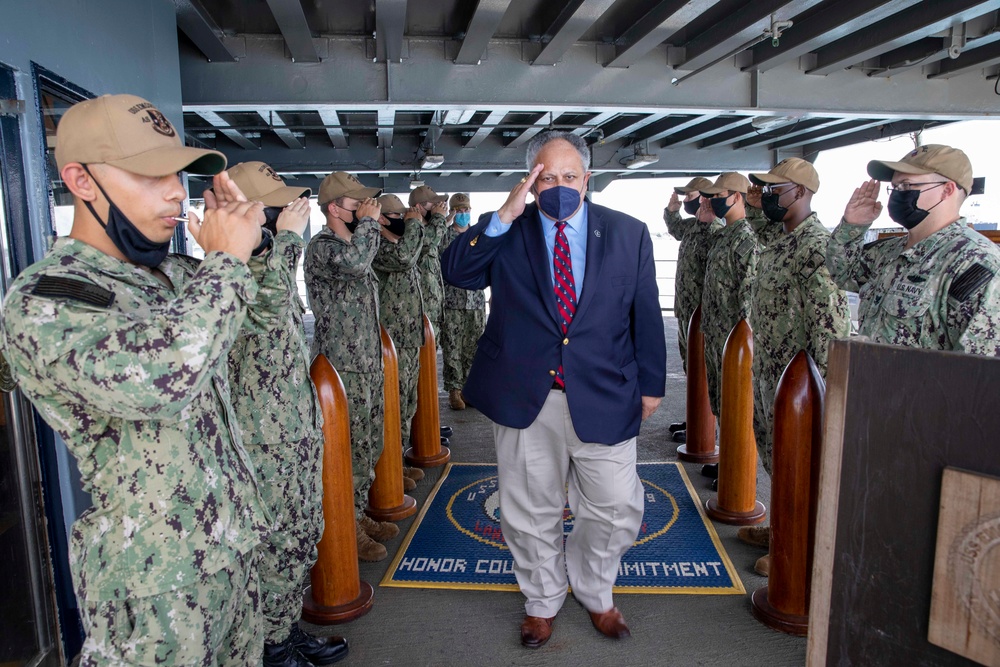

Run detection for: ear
[[582, 171, 592, 193], [62, 163, 98, 201]]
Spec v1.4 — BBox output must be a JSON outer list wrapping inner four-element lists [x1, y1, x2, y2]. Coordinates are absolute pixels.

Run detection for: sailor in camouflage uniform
[[0, 94, 271, 665], [440, 193, 486, 411], [663, 177, 721, 441], [828, 144, 1000, 355], [304, 172, 399, 563], [223, 163, 347, 666], [371, 194, 426, 488], [700, 173, 759, 418], [409, 185, 450, 343], [739, 159, 851, 575]]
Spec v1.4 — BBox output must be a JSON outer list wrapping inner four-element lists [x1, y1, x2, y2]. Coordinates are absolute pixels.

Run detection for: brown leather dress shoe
[[588, 607, 631, 639], [520, 616, 554, 649]]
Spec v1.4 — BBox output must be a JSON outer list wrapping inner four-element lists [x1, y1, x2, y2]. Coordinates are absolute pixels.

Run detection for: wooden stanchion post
[[367, 327, 417, 521], [706, 319, 766, 525], [302, 354, 374, 624], [678, 305, 719, 463], [405, 315, 451, 468], [752, 350, 825, 635]]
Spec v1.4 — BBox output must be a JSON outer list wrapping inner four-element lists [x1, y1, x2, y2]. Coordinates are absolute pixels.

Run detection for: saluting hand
[[497, 163, 545, 224], [697, 197, 715, 223], [666, 193, 681, 216], [431, 201, 449, 218], [188, 200, 264, 263], [356, 198, 382, 222], [746, 184, 763, 209], [404, 206, 423, 222], [843, 179, 883, 225], [275, 197, 311, 236]]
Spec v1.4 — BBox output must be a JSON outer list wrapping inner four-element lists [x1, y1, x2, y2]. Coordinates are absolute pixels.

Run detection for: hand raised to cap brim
[[497, 163, 545, 225], [843, 179, 883, 226], [187, 199, 264, 263], [276, 197, 311, 236], [665, 192, 681, 218]]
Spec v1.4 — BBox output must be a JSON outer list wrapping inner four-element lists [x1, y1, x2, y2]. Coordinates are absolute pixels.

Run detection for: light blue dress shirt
[[484, 202, 588, 298]]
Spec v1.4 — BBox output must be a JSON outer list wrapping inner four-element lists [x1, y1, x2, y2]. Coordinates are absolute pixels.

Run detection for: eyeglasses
[[762, 183, 795, 196], [885, 182, 947, 196]]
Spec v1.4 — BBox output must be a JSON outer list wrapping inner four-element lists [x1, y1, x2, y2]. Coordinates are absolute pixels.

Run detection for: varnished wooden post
[[752, 351, 825, 635], [302, 354, 374, 624], [368, 327, 417, 521], [707, 319, 766, 525], [405, 315, 451, 468], [678, 305, 719, 463]]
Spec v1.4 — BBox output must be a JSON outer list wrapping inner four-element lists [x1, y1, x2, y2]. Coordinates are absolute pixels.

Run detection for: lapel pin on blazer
[[594, 230, 601, 237]]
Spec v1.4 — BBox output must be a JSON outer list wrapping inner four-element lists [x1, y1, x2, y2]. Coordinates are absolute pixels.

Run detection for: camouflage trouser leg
[[397, 346, 420, 444], [703, 330, 723, 418], [675, 306, 692, 376], [339, 370, 385, 520], [441, 308, 486, 391], [79, 551, 261, 666], [752, 378, 775, 477], [250, 436, 325, 644], [424, 300, 443, 351]]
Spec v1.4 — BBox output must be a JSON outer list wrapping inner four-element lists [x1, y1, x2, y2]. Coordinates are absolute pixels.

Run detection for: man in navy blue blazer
[[441, 131, 666, 648]]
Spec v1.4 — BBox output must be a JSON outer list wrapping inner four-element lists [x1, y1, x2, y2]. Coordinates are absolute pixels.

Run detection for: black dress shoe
[[671, 430, 686, 443], [441, 436, 450, 447], [701, 463, 718, 479], [711, 478, 718, 492], [669, 421, 686, 433], [263, 637, 313, 667], [289, 623, 349, 665], [440, 426, 453, 438]]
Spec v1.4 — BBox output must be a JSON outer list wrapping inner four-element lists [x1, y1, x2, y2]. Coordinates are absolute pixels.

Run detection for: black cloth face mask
[[887, 185, 945, 230], [263, 206, 283, 235], [710, 195, 734, 219], [385, 215, 406, 237], [82, 165, 172, 267], [344, 209, 361, 233], [683, 199, 700, 216]]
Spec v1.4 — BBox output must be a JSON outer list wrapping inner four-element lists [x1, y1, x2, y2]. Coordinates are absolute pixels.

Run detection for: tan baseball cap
[[55, 94, 226, 176], [700, 172, 750, 196], [409, 185, 447, 206], [674, 177, 714, 195], [449, 193, 471, 209], [750, 158, 820, 193], [867, 144, 973, 193], [318, 171, 381, 207], [377, 194, 406, 215], [226, 161, 310, 206]]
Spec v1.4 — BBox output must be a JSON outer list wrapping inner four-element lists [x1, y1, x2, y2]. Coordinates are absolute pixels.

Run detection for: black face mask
[[385, 215, 406, 237], [761, 192, 789, 223], [683, 199, 700, 216], [710, 195, 734, 219], [343, 208, 362, 233], [82, 165, 172, 267], [888, 187, 944, 230], [263, 206, 283, 235]]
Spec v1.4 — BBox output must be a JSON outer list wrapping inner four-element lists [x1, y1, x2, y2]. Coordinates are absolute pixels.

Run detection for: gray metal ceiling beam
[[663, 116, 752, 147], [646, 114, 725, 145], [807, 0, 1000, 76], [744, 0, 925, 73], [376, 0, 408, 63], [464, 109, 508, 148], [929, 39, 1000, 78], [378, 109, 395, 148], [173, 0, 237, 62], [571, 111, 617, 136], [607, 0, 716, 68], [316, 108, 348, 148], [699, 117, 801, 147], [735, 117, 853, 148], [179, 36, 1000, 116], [507, 113, 550, 148], [263, 0, 319, 63], [600, 113, 671, 142], [801, 119, 953, 156], [260, 111, 304, 149], [678, 0, 825, 72], [533, 0, 618, 66], [195, 110, 258, 150], [867, 38, 948, 77], [454, 0, 512, 65], [769, 118, 890, 150]]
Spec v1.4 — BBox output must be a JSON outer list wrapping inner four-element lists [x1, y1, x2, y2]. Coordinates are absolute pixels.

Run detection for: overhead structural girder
[[376, 0, 408, 63], [454, 0, 513, 65], [263, 0, 319, 63], [533, 0, 619, 66], [173, 0, 237, 62], [607, 0, 716, 69]]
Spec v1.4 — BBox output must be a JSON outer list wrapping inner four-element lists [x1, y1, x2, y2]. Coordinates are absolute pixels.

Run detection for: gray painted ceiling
[[175, 0, 1000, 194]]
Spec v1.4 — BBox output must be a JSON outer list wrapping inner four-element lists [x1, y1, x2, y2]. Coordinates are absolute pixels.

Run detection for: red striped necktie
[[553, 220, 577, 388]]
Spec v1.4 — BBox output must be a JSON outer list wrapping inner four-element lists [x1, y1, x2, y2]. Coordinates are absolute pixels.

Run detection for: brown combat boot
[[402, 475, 416, 491], [402, 466, 424, 481], [449, 389, 466, 410], [359, 515, 399, 542], [356, 526, 388, 562]]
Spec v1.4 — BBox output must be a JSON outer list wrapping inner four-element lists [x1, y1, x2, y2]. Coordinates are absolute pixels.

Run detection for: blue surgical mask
[[537, 186, 582, 221], [455, 212, 471, 227]]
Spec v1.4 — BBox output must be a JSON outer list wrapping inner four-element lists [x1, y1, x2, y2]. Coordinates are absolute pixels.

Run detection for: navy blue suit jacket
[[440, 201, 666, 445]]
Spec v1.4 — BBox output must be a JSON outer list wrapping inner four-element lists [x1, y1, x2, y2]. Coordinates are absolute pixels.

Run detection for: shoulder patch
[[31, 276, 115, 308], [798, 249, 827, 282], [735, 237, 756, 260], [949, 263, 996, 303]]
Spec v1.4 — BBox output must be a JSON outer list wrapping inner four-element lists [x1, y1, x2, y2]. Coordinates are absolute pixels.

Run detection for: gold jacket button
[[470, 236, 479, 246], [563, 338, 569, 345], [549, 370, 556, 376]]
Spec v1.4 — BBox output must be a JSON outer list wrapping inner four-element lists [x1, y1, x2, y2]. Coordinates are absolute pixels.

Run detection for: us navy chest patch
[[31, 276, 115, 308]]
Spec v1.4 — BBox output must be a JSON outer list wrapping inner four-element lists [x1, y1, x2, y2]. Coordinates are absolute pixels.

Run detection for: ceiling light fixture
[[420, 153, 445, 169]]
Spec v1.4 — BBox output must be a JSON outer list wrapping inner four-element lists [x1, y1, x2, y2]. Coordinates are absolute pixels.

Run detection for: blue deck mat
[[381, 462, 745, 595]]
